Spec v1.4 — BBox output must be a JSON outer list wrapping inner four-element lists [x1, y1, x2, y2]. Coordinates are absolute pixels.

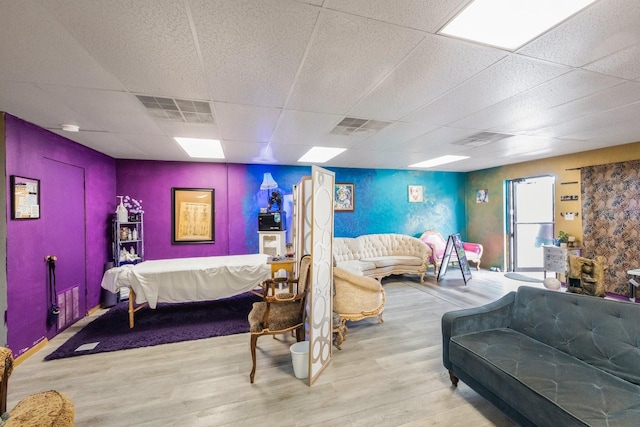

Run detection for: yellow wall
[[466, 141, 640, 269]]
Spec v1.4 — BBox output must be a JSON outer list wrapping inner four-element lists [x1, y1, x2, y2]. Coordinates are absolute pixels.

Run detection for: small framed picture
[[334, 183, 354, 212], [476, 189, 489, 203], [11, 175, 40, 219], [408, 185, 423, 203]]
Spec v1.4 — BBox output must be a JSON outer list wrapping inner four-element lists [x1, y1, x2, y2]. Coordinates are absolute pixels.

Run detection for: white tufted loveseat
[[333, 234, 431, 282]]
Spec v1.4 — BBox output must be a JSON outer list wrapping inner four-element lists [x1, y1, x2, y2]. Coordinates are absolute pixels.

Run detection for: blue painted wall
[[240, 164, 467, 250]]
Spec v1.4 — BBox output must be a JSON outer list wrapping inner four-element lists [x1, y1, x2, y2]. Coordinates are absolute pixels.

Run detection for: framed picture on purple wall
[[11, 175, 40, 219], [171, 187, 215, 244], [334, 183, 354, 212]]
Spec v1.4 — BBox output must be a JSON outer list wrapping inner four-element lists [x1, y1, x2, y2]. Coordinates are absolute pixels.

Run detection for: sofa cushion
[[509, 287, 640, 385], [450, 328, 640, 426], [362, 256, 423, 268], [336, 260, 377, 275]]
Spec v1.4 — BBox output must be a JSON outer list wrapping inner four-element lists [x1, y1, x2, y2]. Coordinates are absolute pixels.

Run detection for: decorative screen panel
[[308, 166, 334, 385]]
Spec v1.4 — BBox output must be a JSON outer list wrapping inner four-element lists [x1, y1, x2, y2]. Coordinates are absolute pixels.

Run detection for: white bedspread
[[100, 254, 271, 309]]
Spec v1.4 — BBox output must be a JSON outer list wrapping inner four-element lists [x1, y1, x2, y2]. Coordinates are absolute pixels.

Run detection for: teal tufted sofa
[[442, 287, 640, 426]]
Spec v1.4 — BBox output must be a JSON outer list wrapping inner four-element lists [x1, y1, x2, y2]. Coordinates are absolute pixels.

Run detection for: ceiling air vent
[[136, 95, 214, 124], [329, 117, 391, 136], [451, 132, 512, 147]]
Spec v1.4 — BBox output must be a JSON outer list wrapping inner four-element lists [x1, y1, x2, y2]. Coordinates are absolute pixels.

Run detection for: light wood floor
[[8, 269, 544, 426]]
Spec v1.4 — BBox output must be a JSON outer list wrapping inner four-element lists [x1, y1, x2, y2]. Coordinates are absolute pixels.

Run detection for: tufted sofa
[[442, 286, 640, 426], [333, 234, 431, 282]]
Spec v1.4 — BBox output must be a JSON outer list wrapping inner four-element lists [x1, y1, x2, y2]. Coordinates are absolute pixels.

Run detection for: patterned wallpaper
[[581, 160, 640, 296]]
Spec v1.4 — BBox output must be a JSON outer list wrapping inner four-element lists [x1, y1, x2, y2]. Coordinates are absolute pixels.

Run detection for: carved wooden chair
[[248, 254, 311, 383], [1, 347, 75, 426]]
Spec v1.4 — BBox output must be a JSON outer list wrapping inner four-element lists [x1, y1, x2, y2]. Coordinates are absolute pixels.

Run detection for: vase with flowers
[[123, 196, 144, 222]]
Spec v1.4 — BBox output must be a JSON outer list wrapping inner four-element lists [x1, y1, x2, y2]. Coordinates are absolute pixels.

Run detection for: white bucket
[[289, 341, 309, 379]]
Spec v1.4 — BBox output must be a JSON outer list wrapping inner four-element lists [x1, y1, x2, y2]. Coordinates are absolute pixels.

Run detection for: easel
[[437, 233, 472, 285]]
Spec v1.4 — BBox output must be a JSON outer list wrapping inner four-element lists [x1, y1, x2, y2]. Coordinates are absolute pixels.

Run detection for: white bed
[[101, 254, 271, 327]]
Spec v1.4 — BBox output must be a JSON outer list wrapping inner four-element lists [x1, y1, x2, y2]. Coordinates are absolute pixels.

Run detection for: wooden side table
[[266, 257, 296, 295]]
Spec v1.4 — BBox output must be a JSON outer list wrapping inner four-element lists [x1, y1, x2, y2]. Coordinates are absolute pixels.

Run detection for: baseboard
[[87, 304, 102, 316], [14, 338, 48, 367]]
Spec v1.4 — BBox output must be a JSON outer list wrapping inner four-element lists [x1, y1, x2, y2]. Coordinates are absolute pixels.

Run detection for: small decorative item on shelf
[[557, 231, 570, 248], [120, 227, 129, 240], [123, 196, 143, 221], [116, 196, 128, 223]]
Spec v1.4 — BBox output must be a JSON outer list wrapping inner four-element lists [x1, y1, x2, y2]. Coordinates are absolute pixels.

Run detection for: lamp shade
[[260, 172, 278, 190]]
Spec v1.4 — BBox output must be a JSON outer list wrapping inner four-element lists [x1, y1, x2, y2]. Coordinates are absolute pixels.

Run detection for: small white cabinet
[[258, 231, 286, 258], [543, 245, 581, 278]]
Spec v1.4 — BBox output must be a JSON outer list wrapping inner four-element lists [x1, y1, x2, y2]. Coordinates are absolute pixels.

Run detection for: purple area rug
[[44, 292, 262, 360]]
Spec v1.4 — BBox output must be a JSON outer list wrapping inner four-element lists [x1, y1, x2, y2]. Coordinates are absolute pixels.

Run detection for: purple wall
[[4, 114, 115, 357], [116, 160, 246, 258], [116, 162, 311, 257]]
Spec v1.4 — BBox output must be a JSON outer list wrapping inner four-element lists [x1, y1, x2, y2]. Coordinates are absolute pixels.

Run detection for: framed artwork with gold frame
[[171, 187, 214, 244]]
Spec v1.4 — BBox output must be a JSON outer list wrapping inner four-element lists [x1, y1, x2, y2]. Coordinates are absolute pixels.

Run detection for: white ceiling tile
[[214, 103, 281, 143], [38, 85, 163, 135], [402, 126, 487, 152], [285, 10, 425, 114], [191, 0, 319, 107], [500, 81, 640, 134], [0, 0, 122, 90], [295, 0, 325, 6], [270, 110, 343, 145], [223, 141, 272, 163], [453, 69, 624, 131], [404, 55, 571, 126], [353, 122, 437, 151], [0, 81, 101, 132], [156, 122, 220, 141], [535, 101, 640, 140], [518, 0, 640, 67], [583, 43, 640, 80], [558, 102, 640, 142], [59, 131, 149, 160], [40, 0, 207, 99], [323, 0, 468, 33], [349, 35, 507, 121], [119, 134, 187, 160]]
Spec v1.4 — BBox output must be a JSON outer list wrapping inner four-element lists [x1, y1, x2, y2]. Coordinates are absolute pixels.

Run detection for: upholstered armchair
[[419, 230, 483, 271], [1, 347, 75, 426], [248, 255, 311, 383], [333, 266, 385, 338]]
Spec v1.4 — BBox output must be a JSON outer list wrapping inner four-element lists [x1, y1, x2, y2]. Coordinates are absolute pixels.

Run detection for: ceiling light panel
[[298, 147, 347, 163], [409, 155, 470, 168], [174, 137, 224, 159], [438, 0, 597, 51]]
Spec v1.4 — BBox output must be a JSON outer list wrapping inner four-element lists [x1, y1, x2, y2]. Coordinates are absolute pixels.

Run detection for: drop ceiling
[[1, 0, 639, 172]]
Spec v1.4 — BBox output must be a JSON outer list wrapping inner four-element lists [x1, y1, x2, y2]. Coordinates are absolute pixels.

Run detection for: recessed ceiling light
[[61, 124, 79, 132], [174, 137, 224, 159], [409, 155, 470, 169], [298, 147, 346, 163], [438, 0, 597, 50]]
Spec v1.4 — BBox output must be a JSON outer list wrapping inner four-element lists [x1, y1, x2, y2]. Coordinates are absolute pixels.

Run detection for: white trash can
[[289, 341, 309, 379]]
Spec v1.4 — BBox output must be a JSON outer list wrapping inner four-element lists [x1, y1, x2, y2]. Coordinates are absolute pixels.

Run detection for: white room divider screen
[[308, 165, 334, 385]]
